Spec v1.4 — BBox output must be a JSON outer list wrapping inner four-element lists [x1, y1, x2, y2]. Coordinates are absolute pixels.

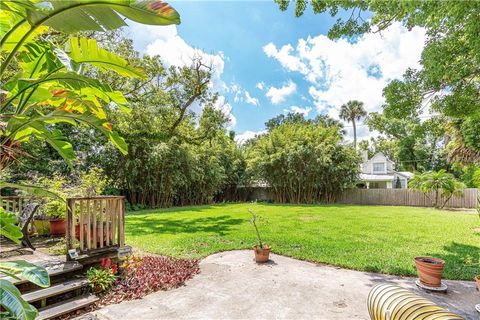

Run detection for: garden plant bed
[[56, 255, 199, 319], [99, 256, 200, 305]]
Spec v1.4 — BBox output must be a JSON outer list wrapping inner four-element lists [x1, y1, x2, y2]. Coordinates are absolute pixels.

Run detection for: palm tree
[[339, 100, 367, 149]]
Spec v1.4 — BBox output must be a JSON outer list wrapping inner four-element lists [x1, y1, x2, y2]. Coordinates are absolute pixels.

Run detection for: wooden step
[[22, 278, 89, 303], [37, 294, 99, 320], [1, 261, 83, 286]]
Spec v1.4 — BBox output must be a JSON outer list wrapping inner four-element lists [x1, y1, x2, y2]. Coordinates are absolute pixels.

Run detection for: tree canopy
[[275, 0, 480, 163], [247, 118, 359, 203]]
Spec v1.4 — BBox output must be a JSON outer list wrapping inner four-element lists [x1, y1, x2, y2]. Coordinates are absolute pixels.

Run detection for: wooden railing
[[66, 196, 125, 255], [0, 196, 26, 214]]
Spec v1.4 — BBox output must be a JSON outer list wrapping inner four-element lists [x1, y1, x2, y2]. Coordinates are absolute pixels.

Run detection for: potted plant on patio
[[249, 209, 270, 263], [86, 258, 117, 294], [37, 175, 69, 236], [414, 256, 445, 287]]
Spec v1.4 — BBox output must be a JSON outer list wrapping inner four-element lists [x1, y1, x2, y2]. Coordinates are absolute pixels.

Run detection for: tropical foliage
[[409, 170, 465, 209], [0, 208, 50, 320], [0, 0, 180, 171], [247, 119, 359, 203]]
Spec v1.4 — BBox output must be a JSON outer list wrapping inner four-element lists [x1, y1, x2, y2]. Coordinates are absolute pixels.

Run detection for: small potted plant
[[37, 175, 69, 236], [249, 209, 270, 263], [45, 198, 67, 237], [86, 258, 117, 294], [414, 256, 445, 287]]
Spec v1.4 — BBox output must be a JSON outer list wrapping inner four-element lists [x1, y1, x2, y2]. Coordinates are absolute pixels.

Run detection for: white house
[[358, 151, 413, 189]]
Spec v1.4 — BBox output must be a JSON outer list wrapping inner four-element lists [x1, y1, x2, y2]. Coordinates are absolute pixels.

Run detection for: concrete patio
[[93, 250, 477, 320]]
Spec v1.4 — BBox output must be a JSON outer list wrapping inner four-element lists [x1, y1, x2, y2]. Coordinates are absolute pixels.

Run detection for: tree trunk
[[352, 119, 357, 150]]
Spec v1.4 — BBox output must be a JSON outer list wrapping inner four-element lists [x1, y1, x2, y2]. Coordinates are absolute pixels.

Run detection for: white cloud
[[256, 82, 265, 90], [264, 23, 426, 140], [245, 91, 259, 106], [227, 83, 259, 106], [283, 106, 312, 116], [266, 80, 297, 104], [263, 42, 308, 74], [127, 22, 236, 128], [234, 130, 266, 145], [144, 30, 225, 92], [229, 83, 243, 103]]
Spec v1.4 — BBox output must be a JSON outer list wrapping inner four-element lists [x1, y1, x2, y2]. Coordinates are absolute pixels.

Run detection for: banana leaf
[[0, 260, 50, 287], [0, 279, 38, 320]]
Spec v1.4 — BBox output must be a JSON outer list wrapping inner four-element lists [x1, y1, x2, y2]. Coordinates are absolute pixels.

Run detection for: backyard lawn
[[125, 203, 479, 280]]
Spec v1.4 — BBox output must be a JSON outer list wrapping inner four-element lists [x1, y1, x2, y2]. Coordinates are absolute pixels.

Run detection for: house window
[[373, 162, 385, 173]]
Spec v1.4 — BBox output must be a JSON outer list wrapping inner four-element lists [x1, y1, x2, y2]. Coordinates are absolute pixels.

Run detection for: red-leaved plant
[[99, 256, 199, 305]]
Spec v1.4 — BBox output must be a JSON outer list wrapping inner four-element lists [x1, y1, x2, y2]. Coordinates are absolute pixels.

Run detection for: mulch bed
[[99, 256, 200, 305], [57, 256, 200, 319]]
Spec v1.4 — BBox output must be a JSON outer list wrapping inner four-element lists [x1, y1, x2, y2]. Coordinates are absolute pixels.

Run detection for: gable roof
[[369, 152, 394, 163]]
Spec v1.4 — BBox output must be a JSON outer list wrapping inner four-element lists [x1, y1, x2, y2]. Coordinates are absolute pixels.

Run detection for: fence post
[[118, 197, 125, 247], [66, 198, 75, 259]]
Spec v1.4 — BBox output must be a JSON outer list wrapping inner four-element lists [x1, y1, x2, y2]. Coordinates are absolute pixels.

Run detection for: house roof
[[359, 174, 395, 181], [369, 152, 394, 164], [397, 171, 414, 179]]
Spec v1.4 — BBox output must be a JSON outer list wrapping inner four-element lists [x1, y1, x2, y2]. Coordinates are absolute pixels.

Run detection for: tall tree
[[247, 120, 359, 204], [339, 100, 366, 150], [275, 0, 480, 162]]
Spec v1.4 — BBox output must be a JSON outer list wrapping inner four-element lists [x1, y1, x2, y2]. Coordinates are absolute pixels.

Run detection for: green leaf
[[26, 0, 180, 34], [0, 182, 64, 201], [67, 37, 147, 78], [0, 279, 38, 320], [0, 261, 50, 288], [26, 123, 75, 166], [0, 209, 22, 244]]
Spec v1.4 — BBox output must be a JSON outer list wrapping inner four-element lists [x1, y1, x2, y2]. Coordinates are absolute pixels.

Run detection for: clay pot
[[253, 245, 271, 263], [475, 275, 480, 291], [94, 285, 103, 294], [414, 256, 445, 287], [49, 219, 66, 237]]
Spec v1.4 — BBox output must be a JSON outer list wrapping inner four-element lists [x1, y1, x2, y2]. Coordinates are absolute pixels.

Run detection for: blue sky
[[126, 1, 426, 143]]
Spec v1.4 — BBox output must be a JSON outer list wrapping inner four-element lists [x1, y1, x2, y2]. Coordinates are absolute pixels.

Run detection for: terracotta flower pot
[[253, 245, 271, 263], [475, 275, 480, 291], [49, 219, 66, 237], [414, 256, 445, 287]]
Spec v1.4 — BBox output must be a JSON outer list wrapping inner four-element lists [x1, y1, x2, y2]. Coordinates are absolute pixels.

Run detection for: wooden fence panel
[[336, 188, 479, 208]]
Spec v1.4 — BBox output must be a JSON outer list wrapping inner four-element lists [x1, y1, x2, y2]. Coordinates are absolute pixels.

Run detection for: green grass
[[125, 203, 479, 280]]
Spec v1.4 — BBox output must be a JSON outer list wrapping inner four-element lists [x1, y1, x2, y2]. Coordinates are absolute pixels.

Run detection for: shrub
[[37, 168, 110, 219], [409, 170, 465, 208], [246, 122, 360, 203]]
